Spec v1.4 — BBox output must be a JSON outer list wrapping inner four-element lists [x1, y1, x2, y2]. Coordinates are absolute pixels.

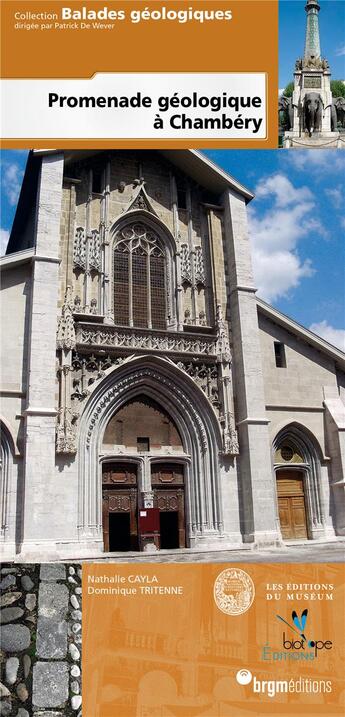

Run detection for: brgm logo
[[236, 669, 252, 685], [214, 568, 255, 615]]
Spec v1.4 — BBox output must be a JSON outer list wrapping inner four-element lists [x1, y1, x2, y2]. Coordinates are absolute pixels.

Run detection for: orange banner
[[83, 562, 345, 716], [0, 0, 278, 148]]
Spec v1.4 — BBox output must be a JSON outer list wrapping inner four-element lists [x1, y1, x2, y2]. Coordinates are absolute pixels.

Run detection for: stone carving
[[85, 368, 209, 455], [180, 244, 205, 285], [56, 407, 78, 454], [73, 296, 99, 316], [88, 229, 101, 272], [214, 305, 239, 455], [90, 298, 98, 315], [278, 96, 294, 131], [76, 323, 217, 356], [126, 187, 157, 215], [184, 309, 191, 325], [332, 97, 345, 129], [180, 244, 192, 283], [73, 226, 101, 273], [57, 287, 76, 350], [221, 414, 240, 455], [73, 227, 86, 271], [71, 352, 124, 402], [303, 56, 325, 70], [115, 222, 164, 257], [215, 305, 231, 363], [199, 310, 207, 326], [175, 360, 219, 409], [194, 246, 205, 285], [304, 92, 323, 135]]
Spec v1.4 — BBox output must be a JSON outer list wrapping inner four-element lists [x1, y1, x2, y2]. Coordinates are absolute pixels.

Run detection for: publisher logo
[[234, 671, 332, 698], [277, 608, 333, 658], [214, 568, 255, 615], [236, 669, 252, 685]]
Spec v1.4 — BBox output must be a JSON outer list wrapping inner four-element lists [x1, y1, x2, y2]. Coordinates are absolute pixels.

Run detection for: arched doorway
[[273, 427, 324, 541], [101, 395, 187, 551], [78, 355, 223, 553]]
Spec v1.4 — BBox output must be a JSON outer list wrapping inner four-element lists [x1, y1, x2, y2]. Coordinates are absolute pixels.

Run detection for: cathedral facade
[[1, 149, 344, 560]]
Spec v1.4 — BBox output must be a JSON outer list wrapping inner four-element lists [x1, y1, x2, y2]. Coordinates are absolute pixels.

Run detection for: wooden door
[[102, 463, 138, 551], [151, 463, 186, 549], [277, 471, 308, 540], [154, 489, 186, 548]]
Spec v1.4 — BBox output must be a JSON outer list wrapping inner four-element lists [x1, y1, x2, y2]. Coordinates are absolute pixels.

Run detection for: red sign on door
[[139, 508, 160, 533]]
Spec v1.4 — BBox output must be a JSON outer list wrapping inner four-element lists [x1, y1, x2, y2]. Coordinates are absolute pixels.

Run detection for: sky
[[279, 0, 345, 91], [1, 147, 344, 351]]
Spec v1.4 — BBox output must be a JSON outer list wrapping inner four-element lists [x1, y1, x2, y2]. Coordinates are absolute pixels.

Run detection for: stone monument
[[281, 0, 342, 148]]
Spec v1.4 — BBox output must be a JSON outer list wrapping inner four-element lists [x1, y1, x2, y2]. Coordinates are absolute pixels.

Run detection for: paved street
[[86, 540, 345, 564]]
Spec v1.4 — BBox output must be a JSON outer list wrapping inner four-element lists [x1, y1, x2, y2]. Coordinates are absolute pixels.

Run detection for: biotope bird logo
[[276, 608, 309, 640], [276, 608, 333, 657], [213, 568, 255, 615]]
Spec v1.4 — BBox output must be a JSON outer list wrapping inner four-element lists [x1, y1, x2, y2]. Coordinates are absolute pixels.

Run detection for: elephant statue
[[303, 92, 323, 136], [332, 97, 345, 129], [278, 95, 294, 130]]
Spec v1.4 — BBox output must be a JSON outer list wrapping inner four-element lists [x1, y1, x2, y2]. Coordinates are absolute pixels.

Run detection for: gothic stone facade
[[1, 149, 344, 560]]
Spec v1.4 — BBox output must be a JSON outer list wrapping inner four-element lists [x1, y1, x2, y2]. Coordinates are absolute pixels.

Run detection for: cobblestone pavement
[[0, 564, 82, 717], [89, 540, 345, 563]]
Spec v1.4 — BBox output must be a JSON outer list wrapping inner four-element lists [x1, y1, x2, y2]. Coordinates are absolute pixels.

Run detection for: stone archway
[[77, 355, 223, 552], [273, 424, 328, 541]]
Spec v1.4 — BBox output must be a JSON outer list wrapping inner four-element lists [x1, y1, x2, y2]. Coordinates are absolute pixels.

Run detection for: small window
[[92, 167, 102, 194], [137, 437, 150, 452], [274, 342, 286, 368], [177, 188, 187, 209]]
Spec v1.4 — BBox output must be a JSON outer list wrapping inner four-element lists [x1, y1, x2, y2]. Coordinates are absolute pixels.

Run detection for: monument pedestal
[[284, 130, 340, 149]]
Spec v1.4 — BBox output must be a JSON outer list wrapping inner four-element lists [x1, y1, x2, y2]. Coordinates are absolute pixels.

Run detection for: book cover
[[0, 1, 344, 716]]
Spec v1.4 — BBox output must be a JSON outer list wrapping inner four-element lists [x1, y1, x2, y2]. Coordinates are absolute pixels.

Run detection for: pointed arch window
[[113, 222, 166, 330]]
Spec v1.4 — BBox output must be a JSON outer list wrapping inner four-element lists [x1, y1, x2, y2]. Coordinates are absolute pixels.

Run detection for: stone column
[[21, 153, 64, 558], [103, 159, 112, 321], [221, 188, 281, 546], [323, 386, 345, 535]]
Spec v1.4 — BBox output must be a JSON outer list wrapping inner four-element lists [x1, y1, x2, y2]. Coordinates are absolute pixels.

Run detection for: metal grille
[[114, 251, 129, 325], [132, 253, 148, 327], [151, 255, 166, 329]]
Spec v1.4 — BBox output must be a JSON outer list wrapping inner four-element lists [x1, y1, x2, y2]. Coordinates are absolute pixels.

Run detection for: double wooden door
[[277, 470, 308, 540], [102, 461, 186, 551]]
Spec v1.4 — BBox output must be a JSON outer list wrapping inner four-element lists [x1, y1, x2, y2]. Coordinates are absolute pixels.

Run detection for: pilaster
[[21, 154, 64, 552], [222, 189, 281, 546]]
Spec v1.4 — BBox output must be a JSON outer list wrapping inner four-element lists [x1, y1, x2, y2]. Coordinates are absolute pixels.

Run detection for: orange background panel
[[0, 0, 279, 148], [82, 562, 345, 717]]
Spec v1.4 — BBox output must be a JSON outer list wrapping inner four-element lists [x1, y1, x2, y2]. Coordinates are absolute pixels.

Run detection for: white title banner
[[1, 72, 266, 139]]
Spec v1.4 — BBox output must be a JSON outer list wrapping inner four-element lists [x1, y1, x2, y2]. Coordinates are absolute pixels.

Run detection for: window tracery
[[113, 222, 166, 330]]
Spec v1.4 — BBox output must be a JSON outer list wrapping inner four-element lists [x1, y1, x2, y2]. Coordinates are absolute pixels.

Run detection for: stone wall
[[0, 564, 82, 716]]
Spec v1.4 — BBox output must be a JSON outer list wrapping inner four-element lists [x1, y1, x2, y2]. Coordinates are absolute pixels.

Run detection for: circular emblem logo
[[213, 568, 255, 616], [236, 669, 252, 685]]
